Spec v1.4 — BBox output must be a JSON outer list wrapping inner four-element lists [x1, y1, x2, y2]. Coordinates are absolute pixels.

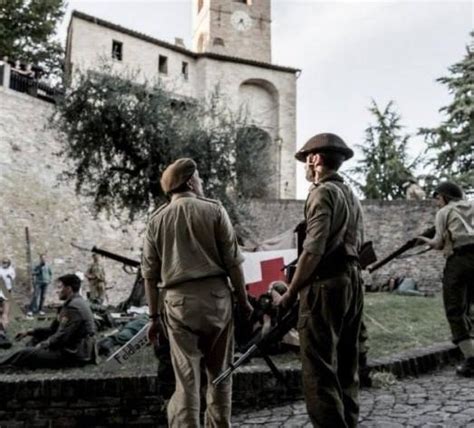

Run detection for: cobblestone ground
[[232, 366, 474, 427]]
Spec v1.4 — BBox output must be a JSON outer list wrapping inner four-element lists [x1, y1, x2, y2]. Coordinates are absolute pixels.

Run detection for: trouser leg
[[442, 253, 474, 345], [165, 321, 202, 428], [29, 284, 40, 313], [299, 273, 354, 428], [203, 318, 233, 428], [164, 279, 233, 428], [38, 283, 48, 312], [338, 266, 363, 428], [0, 347, 65, 369]]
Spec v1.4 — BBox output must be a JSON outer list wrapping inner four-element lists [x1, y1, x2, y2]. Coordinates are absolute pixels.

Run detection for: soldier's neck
[[313, 166, 335, 183], [171, 191, 197, 201]]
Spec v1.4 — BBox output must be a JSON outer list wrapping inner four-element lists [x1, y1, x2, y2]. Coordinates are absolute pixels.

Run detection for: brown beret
[[295, 133, 354, 162], [160, 158, 197, 194]]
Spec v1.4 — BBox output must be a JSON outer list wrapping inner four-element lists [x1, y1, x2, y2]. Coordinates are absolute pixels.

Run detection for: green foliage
[[0, 0, 65, 77], [51, 66, 273, 223], [420, 32, 474, 191], [351, 100, 417, 200]]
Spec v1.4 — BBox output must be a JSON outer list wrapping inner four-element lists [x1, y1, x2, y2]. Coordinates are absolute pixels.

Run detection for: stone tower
[[192, 0, 272, 63]]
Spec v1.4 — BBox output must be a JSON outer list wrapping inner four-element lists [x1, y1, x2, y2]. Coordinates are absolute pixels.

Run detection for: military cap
[[433, 181, 463, 200], [295, 133, 354, 162], [160, 158, 197, 194]]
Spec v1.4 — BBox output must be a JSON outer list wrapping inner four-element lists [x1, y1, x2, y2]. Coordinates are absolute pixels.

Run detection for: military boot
[[456, 357, 474, 377]]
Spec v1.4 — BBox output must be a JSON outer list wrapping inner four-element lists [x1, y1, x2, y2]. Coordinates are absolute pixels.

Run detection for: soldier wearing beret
[[142, 158, 253, 427], [276, 133, 365, 427], [417, 181, 474, 377], [0, 274, 96, 369]]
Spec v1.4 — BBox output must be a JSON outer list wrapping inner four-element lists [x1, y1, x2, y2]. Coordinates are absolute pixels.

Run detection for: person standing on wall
[[417, 181, 474, 377], [142, 158, 253, 427], [85, 254, 107, 304], [27, 254, 52, 317], [275, 133, 365, 427]]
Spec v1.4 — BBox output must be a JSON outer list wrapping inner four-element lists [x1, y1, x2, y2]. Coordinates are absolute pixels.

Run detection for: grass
[[0, 292, 452, 378], [364, 293, 450, 358]]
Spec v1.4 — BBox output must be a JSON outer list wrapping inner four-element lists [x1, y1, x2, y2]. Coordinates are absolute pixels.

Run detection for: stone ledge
[[0, 342, 463, 426], [231, 341, 463, 408]]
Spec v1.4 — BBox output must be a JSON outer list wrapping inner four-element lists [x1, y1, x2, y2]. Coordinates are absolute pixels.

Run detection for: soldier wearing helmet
[[418, 181, 474, 377], [276, 133, 365, 427]]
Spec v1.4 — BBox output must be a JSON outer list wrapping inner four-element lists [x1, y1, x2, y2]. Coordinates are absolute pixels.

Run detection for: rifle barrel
[[212, 344, 258, 386], [368, 241, 414, 273], [368, 226, 435, 273], [91, 246, 140, 267]]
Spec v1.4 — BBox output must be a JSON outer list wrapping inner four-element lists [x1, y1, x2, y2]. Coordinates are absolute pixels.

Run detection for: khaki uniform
[[299, 173, 364, 428], [86, 261, 106, 303], [0, 294, 96, 368], [142, 195, 244, 428], [432, 199, 474, 344]]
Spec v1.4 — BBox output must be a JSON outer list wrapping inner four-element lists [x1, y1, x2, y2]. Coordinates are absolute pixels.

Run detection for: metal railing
[[8, 69, 61, 103]]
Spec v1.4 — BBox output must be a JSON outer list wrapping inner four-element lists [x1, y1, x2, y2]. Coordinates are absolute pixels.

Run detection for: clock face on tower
[[231, 10, 252, 32]]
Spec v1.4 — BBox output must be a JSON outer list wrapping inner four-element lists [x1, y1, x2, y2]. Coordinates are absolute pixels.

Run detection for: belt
[[453, 244, 474, 255]]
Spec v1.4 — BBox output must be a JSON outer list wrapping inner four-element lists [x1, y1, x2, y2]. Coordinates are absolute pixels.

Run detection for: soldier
[[0, 274, 96, 369], [276, 133, 365, 427], [403, 179, 426, 200], [85, 253, 107, 304], [417, 181, 474, 377], [27, 253, 53, 317], [142, 158, 253, 427]]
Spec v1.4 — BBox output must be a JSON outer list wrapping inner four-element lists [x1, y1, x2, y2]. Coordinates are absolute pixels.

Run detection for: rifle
[[90, 246, 140, 269], [213, 303, 298, 386], [71, 242, 140, 271], [213, 222, 304, 387], [368, 226, 435, 273]]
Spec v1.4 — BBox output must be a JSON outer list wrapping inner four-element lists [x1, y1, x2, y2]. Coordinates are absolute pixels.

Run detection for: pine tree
[[351, 100, 416, 200], [0, 0, 65, 77], [420, 32, 474, 191]]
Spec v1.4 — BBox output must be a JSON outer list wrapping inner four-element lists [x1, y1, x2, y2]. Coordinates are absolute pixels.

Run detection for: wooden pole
[[25, 226, 33, 292]]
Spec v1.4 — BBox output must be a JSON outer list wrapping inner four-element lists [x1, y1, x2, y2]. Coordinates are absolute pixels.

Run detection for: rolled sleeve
[[216, 206, 245, 270], [303, 187, 332, 256], [432, 207, 449, 249], [141, 222, 162, 280]]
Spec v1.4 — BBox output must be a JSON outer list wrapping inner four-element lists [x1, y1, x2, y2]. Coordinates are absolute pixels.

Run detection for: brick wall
[[0, 373, 165, 427]]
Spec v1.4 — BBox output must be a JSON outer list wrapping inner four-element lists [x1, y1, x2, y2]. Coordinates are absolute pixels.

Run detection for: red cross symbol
[[246, 257, 287, 298]]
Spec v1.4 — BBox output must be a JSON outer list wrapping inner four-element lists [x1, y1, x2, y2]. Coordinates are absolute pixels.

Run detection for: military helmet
[[433, 181, 463, 200], [295, 133, 354, 163], [268, 281, 288, 296]]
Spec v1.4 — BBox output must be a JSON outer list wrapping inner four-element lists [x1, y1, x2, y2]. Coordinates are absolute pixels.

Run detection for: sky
[[59, 0, 473, 199]]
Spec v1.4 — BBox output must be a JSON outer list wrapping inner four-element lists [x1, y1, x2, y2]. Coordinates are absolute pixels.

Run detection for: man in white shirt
[[0, 258, 15, 293]]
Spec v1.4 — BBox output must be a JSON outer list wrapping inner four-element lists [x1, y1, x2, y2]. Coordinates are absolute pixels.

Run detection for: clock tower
[[193, 0, 272, 63]]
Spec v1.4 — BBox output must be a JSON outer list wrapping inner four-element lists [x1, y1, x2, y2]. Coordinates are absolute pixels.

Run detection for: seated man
[[0, 274, 96, 369]]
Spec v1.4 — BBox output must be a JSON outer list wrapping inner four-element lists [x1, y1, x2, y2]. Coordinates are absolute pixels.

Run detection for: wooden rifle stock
[[368, 226, 435, 273]]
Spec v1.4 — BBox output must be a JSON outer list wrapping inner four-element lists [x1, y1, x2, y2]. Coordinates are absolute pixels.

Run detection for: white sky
[[59, 0, 473, 199]]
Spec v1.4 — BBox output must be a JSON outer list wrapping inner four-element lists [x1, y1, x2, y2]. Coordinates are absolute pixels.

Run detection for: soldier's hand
[[274, 288, 297, 312], [147, 317, 165, 346]]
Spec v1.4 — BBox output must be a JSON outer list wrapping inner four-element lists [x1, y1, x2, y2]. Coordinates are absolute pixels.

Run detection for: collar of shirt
[[309, 172, 344, 193]]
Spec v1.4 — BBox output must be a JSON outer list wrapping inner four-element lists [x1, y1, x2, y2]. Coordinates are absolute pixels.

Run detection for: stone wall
[[0, 88, 144, 307], [0, 87, 444, 315], [243, 198, 445, 289]]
